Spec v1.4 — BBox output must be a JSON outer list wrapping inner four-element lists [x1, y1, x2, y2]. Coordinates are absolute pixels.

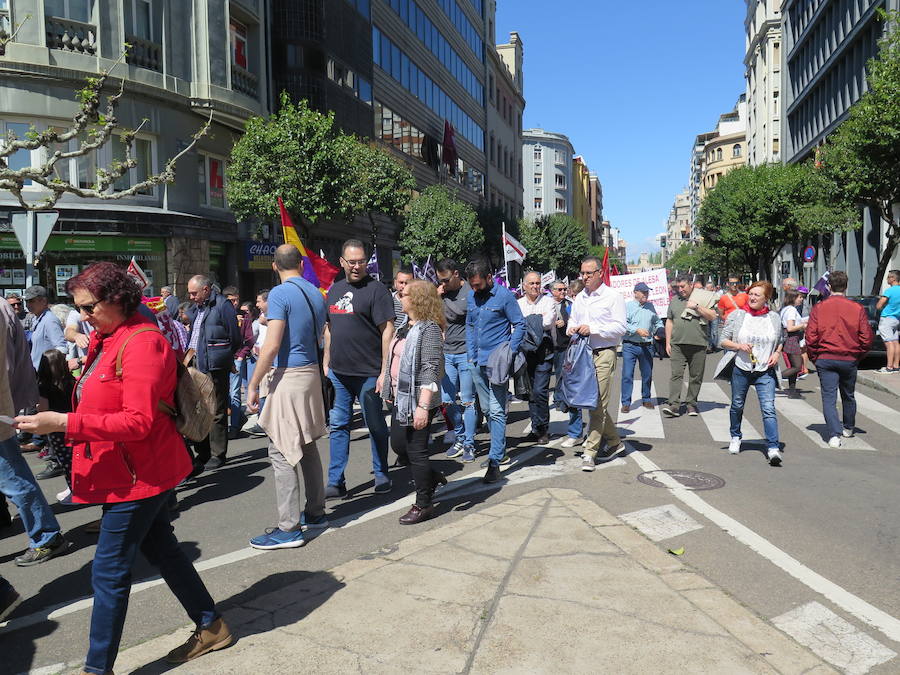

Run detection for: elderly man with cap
[[23, 285, 66, 372], [621, 282, 662, 412]]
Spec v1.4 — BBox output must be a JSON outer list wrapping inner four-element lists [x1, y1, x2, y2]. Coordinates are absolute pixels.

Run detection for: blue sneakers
[[461, 446, 476, 462], [249, 528, 306, 550], [300, 512, 330, 532], [446, 441, 465, 459]]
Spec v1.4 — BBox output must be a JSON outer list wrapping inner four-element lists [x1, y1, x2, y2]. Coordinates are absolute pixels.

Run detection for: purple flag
[[411, 260, 424, 280], [366, 248, 380, 281], [422, 255, 439, 285], [813, 271, 831, 298]]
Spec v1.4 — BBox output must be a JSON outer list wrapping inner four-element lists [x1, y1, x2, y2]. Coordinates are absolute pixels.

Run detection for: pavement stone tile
[[544, 487, 582, 502], [659, 570, 717, 592], [379, 513, 497, 561], [502, 489, 551, 506], [450, 510, 540, 559], [475, 502, 525, 517], [558, 494, 621, 527], [330, 555, 392, 583], [598, 523, 685, 574], [402, 540, 510, 582], [522, 515, 621, 558], [356, 560, 498, 607]]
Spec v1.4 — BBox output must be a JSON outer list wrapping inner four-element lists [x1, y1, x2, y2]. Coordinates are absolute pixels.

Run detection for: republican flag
[[601, 248, 611, 286], [278, 197, 338, 291]]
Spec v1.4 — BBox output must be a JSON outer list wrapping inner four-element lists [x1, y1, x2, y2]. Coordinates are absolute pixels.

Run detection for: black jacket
[[186, 290, 241, 372]]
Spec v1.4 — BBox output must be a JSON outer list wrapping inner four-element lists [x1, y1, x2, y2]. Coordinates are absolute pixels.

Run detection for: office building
[[522, 128, 574, 221], [744, 0, 782, 166]]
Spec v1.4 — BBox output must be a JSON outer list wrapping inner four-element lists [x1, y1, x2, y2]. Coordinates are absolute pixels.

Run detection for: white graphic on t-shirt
[[330, 292, 355, 314]]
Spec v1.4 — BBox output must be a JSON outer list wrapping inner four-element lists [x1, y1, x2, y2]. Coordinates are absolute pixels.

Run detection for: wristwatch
[[416, 404, 429, 411]]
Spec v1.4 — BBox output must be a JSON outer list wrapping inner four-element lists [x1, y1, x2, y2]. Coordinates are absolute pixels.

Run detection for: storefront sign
[[246, 241, 277, 270]]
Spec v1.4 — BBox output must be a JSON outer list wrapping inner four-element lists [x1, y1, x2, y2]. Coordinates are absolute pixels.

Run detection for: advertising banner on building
[[245, 241, 278, 270], [607, 268, 670, 314]]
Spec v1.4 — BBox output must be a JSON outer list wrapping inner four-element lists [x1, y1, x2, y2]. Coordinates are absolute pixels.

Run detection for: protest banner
[[607, 268, 670, 313]]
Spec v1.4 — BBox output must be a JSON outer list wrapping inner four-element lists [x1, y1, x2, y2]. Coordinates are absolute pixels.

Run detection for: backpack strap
[[115, 326, 161, 377]]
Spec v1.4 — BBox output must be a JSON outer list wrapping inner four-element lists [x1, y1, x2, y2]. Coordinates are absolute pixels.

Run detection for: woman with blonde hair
[[382, 280, 447, 524], [719, 280, 785, 466]]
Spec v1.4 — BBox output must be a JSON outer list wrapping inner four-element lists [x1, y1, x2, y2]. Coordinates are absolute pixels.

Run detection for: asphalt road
[[2, 356, 900, 674]]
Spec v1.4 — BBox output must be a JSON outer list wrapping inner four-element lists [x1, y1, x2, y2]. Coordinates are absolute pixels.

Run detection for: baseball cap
[[633, 282, 651, 294], [797, 286, 809, 294], [23, 285, 48, 301]]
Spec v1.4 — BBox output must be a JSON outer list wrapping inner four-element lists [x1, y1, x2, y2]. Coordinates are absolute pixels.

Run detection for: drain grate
[[637, 469, 726, 491]]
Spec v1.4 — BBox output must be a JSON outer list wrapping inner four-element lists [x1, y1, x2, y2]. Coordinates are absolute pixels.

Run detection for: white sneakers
[[828, 436, 842, 448], [560, 436, 581, 448], [56, 487, 72, 504], [767, 447, 783, 466], [728, 438, 741, 455], [841, 428, 854, 438], [581, 454, 596, 472]]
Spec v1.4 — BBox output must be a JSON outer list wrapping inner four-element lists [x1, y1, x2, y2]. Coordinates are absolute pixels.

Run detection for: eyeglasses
[[579, 270, 599, 278], [75, 303, 97, 315], [9, 301, 21, 307], [342, 258, 367, 268]]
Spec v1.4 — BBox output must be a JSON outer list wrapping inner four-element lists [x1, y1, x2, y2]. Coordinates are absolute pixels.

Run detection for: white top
[[779, 305, 805, 329], [736, 313, 778, 372], [518, 294, 555, 329], [567, 284, 627, 349]]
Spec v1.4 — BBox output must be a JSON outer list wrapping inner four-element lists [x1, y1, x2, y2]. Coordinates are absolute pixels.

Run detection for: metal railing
[[231, 64, 258, 98], [125, 34, 162, 72], [45, 16, 97, 55]]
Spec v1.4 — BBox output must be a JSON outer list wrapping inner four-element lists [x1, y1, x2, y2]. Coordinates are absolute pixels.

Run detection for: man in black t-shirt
[[323, 239, 396, 498]]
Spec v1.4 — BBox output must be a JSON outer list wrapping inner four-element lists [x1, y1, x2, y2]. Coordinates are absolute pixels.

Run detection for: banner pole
[[502, 221, 510, 282]]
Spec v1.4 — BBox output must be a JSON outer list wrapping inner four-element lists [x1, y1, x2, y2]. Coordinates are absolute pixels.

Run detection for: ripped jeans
[[441, 352, 476, 447]]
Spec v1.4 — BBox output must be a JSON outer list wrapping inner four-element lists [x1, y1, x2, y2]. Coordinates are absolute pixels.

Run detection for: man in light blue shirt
[[621, 282, 662, 412], [23, 286, 66, 370]]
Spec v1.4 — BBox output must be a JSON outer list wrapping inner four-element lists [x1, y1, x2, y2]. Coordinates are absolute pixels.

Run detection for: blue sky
[[496, 0, 747, 260]]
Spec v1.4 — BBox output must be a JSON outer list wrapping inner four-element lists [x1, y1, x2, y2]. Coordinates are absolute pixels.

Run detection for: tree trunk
[[870, 218, 899, 295]]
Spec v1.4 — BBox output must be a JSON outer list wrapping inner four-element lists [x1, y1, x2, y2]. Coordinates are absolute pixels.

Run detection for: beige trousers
[[583, 347, 621, 457]]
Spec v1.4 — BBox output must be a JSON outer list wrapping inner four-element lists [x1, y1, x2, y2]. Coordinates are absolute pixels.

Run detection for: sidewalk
[[109, 488, 834, 675], [857, 370, 900, 399]]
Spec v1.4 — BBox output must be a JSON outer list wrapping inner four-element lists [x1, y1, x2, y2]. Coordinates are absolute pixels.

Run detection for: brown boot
[[165, 617, 233, 663]]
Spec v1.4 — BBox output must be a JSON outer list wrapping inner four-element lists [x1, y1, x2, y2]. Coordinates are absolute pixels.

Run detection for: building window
[[44, 0, 91, 22], [555, 174, 566, 188], [489, 134, 495, 164], [533, 146, 541, 160], [732, 144, 742, 158], [230, 18, 248, 70], [772, 138, 780, 153], [555, 198, 565, 211], [716, 148, 722, 161], [534, 175, 542, 185], [534, 197, 542, 210], [555, 148, 565, 164], [131, 0, 151, 40], [199, 154, 227, 208], [111, 135, 154, 195]]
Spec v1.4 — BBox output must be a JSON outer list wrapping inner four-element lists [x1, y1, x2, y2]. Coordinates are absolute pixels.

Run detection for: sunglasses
[[75, 303, 97, 315], [9, 301, 21, 307]]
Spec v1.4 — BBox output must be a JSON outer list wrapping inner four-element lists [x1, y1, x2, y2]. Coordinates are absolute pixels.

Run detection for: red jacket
[[805, 295, 874, 362], [66, 314, 192, 504]]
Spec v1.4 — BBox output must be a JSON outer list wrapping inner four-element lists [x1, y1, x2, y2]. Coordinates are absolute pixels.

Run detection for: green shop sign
[[0, 234, 164, 253]]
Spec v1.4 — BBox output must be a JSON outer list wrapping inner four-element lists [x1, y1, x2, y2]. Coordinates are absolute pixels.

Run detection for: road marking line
[[619, 503, 703, 542], [627, 450, 900, 645], [773, 601, 896, 674], [618, 383, 665, 439], [774, 392, 876, 450], [698, 382, 760, 442]]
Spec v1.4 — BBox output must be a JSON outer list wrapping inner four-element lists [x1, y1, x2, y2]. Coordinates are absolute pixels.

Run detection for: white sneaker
[[841, 428, 854, 438], [443, 430, 457, 444], [581, 454, 596, 472], [560, 436, 582, 448], [728, 437, 741, 455], [767, 447, 783, 466], [828, 436, 842, 448], [56, 487, 72, 504]]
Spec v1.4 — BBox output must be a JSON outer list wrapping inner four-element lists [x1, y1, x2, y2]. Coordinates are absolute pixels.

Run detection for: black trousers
[[194, 368, 230, 465], [390, 408, 440, 508]]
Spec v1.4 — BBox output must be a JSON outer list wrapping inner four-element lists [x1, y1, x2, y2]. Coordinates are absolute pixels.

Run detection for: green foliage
[[664, 241, 750, 277], [398, 185, 484, 263], [819, 14, 900, 293], [344, 142, 416, 219], [520, 214, 591, 276], [695, 163, 857, 278]]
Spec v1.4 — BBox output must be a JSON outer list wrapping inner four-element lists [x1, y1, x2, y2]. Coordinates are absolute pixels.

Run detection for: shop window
[[230, 18, 248, 70], [45, 0, 91, 22]]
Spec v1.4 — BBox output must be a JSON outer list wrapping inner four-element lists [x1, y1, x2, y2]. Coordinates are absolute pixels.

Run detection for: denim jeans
[[816, 358, 858, 438], [327, 372, 390, 488], [229, 358, 248, 430], [729, 367, 779, 447], [441, 352, 476, 447], [526, 348, 553, 434], [470, 363, 509, 462], [84, 491, 217, 674], [552, 351, 583, 439], [621, 342, 654, 406], [0, 435, 61, 548]]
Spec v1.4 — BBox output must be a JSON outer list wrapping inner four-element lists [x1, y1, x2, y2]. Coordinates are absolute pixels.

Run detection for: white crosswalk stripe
[[618, 382, 665, 438], [697, 382, 761, 442], [774, 390, 876, 451], [830, 388, 897, 434]]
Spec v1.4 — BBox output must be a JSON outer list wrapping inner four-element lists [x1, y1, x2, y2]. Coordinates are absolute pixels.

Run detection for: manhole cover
[[636, 469, 726, 491]]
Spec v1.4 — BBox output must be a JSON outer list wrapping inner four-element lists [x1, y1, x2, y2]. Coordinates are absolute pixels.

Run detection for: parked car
[[848, 296, 887, 357]]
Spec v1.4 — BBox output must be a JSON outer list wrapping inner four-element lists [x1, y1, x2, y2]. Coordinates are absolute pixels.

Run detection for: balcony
[[231, 64, 258, 99], [126, 34, 162, 72], [45, 16, 97, 55]]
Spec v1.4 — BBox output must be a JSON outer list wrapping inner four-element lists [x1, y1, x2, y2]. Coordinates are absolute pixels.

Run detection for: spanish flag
[[278, 197, 338, 291]]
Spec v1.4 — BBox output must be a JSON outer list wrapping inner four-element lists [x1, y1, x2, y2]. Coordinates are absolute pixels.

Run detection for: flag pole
[[502, 221, 510, 282]]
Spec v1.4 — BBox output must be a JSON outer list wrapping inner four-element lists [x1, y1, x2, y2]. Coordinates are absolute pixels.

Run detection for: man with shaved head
[[186, 272, 241, 473], [518, 270, 556, 445]]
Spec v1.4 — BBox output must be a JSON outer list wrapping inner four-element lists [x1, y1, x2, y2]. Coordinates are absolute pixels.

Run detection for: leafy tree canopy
[[398, 185, 483, 264], [519, 214, 591, 277]]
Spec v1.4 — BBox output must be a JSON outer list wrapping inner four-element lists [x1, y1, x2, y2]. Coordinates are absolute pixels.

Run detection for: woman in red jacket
[[16, 262, 231, 675]]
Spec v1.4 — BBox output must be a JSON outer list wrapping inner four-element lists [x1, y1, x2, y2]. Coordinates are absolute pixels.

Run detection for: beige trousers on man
[[583, 347, 621, 458]]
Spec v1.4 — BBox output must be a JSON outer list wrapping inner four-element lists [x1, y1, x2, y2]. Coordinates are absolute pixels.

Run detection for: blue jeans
[[553, 351, 583, 439], [526, 349, 553, 434], [816, 359, 857, 438], [327, 372, 390, 487], [441, 352, 476, 447], [729, 367, 779, 447], [621, 342, 654, 406], [470, 363, 509, 462], [0, 435, 61, 548], [85, 491, 217, 674], [229, 359, 247, 430]]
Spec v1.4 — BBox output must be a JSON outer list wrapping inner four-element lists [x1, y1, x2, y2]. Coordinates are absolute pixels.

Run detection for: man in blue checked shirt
[[465, 259, 525, 485], [621, 282, 662, 412]]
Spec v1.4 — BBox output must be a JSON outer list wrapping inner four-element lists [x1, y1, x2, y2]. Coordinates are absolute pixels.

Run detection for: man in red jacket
[[805, 270, 874, 448]]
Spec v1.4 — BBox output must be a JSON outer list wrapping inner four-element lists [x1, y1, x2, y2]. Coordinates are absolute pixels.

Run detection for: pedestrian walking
[[621, 282, 661, 412], [518, 271, 556, 445], [804, 271, 874, 448], [663, 274, 717, 417], [550, 279, 583, 448], [436, 259, 477, 463], [383, 280, 447, 524], [160, 286, 179, 319], [186, 275, 241, 472], [33, 350, 75, 482], [717, 276, 749, 322], [779, 288, 808, 397], [719, 281, 785, 466], [222, 286, 256, 438], [15, 262, 232, 673], [323, 239, 396, 498], [567, 255, 627, 471], [465, 258, 525, 484], [875, 269, 900, 373], [247, 246, 329, 550], [392, 267, 414, 330]]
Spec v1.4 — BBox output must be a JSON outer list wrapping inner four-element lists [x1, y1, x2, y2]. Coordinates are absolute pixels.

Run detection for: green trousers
[[668, 343, 707, 407]]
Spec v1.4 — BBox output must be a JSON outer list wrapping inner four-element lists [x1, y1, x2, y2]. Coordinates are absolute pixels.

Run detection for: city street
[[2, 358, 899, 674]]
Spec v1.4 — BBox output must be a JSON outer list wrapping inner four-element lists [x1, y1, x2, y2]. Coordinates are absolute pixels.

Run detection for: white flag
[[541, 271, 556, 288], [503, 231, 527, 264], [126, 257, 149, 290]]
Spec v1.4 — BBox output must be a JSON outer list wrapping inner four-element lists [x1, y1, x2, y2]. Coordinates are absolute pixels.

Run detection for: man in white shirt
[[567, 256, 627, 471], [518, 271, 556, 444]]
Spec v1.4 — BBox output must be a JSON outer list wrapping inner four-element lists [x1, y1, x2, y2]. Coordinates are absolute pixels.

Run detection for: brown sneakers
[[165, 617, 233, 663]]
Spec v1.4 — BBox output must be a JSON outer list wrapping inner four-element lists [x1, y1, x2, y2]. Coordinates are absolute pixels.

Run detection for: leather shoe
[[620, 404, 630, 413], [642, 401, 655, 409], [165, 617, 233, 663], [204, 456, 226, 471], [35, 462, 65, 480], [399, 504, 435, 525], [483, 461, 501, 484]]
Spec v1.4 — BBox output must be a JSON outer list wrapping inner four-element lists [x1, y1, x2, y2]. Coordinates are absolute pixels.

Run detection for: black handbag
[[289, 279, 335, 421]]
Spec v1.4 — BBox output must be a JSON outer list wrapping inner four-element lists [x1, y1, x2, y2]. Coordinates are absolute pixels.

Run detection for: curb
[[857, 373, 900, 399]]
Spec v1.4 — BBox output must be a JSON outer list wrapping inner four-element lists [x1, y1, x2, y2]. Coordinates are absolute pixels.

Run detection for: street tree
[[398, 184, 484, 263], [664, 241, 750, 278], [819, 10, 900, 293], [343, 141, 416, 241], [520, 214, 590, 277], [0, 51, 210, 210], [477, 205, 520, 268]]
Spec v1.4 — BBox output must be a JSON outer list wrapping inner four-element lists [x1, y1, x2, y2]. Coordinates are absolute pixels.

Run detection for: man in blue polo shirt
[[621, 282, 662, 411], [465, 259, 525, 484]]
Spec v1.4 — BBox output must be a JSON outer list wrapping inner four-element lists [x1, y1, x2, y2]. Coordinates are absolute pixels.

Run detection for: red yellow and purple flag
[[278, 197, 338, 291]]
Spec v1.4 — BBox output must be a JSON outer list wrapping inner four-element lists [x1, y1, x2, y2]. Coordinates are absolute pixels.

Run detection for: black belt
[[622, 340, 651, 346], [592, 345, 617, 353]]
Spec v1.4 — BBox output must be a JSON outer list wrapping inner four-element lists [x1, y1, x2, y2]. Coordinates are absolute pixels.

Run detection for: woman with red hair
[[16, 262, 231, 674]]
